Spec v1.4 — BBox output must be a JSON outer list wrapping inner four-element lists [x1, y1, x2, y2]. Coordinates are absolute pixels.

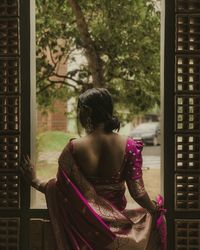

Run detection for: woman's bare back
[[72, 133, 128, 178]]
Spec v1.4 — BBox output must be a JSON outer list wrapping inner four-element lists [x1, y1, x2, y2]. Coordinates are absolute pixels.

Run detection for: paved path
[[143, 155, 160, 169], [142, 146, 161, 169], [143, 145, 160, 156]]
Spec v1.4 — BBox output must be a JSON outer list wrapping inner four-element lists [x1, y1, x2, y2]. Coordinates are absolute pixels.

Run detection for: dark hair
[[77, 88, 120, 132]]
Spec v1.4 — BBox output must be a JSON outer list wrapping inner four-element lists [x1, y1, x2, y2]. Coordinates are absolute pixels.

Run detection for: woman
[[21, 88, 166, 250]]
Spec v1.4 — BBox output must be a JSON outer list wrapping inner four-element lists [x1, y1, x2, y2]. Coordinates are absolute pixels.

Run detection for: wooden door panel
[[0, 1, 21, 249]]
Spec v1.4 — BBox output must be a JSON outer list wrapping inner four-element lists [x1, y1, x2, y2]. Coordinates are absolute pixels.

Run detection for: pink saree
[[45, 138, 167, 250]]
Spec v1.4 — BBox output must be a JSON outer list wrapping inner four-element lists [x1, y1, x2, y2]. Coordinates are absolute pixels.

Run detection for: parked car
[[129, 122, 160, 146]]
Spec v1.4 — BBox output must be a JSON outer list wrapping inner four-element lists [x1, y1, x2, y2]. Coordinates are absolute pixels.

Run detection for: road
[[143, 145, 160, 156], [142, 145, 161, 169]]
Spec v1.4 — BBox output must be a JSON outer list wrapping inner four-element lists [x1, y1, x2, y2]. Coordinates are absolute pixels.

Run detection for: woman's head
[[77, 88, 120, 133]]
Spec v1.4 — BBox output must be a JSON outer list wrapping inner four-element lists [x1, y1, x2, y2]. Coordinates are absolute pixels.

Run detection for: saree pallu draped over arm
[[46, 169, 116, 250], [45, 140, 167, 250]]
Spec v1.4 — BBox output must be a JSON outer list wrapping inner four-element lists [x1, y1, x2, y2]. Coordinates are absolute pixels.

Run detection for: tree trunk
[[67, 0, 105, 87]]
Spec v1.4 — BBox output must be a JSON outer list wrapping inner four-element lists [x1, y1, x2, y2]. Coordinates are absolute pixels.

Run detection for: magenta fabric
[[46, 168, 116, 249], [125, 138, 144, 180], [155, 195, 167, 250], [45, 137, 167, 249]]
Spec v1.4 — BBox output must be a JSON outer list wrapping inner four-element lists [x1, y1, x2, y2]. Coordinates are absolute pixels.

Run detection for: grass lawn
[[36, 131, 77, 178], [36, 131, 77, 153], [34, 131, 77, 207]]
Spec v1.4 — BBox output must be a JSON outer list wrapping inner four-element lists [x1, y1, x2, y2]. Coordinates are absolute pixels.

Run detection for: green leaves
[[36, 0, 160, 117]]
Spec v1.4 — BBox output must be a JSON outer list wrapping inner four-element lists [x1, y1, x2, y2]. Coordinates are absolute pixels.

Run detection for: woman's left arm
[[20, 155, 47, 193]]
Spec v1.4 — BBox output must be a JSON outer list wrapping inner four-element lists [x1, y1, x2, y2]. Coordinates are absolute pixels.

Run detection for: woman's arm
[[20, 155, 47, 194], [31, 178, 47, 193], [125, 138, 157, 214], [126, 178, 157, 214]]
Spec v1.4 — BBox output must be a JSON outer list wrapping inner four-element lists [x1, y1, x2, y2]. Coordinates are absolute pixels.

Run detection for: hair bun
[[105, 115, 120, 132]]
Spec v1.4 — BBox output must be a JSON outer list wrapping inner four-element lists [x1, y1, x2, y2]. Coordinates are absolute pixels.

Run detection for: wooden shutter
[[0, 1, 54, 249], [164, 0, 200, 249], [0, 1, 21, 249]]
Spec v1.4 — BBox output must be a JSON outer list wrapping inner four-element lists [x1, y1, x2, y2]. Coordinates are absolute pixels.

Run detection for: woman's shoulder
[[69, 136, 90, 146], [68, 136, 91, 156], [58, 136, 79, 159], [126, 137, 144, 152], [58, 136, 88, 168], [111, 134, 143, 150]]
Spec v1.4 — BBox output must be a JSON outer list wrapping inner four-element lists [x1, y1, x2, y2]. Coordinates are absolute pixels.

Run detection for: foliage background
[[36, 0, 160, 120]]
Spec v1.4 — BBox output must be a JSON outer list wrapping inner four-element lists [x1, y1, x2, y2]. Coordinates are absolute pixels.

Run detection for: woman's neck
[[86, 123, 106, 135]]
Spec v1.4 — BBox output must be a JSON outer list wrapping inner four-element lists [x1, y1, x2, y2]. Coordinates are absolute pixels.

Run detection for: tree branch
[[52, 73, 85, 85], [47, 43, 57, 66], [36, 57, 58, 83], [67, 0, 105, 87], [36, 79, 79, 94]]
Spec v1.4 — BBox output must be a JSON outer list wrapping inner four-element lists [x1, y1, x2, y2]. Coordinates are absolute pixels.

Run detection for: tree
[[36, 0, 160, 119]]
